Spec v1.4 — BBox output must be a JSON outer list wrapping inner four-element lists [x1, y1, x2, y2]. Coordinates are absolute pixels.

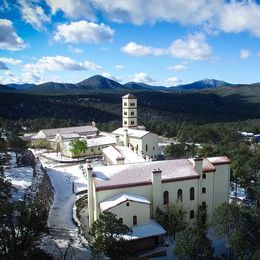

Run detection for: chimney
[[116, 156, 125, 165], [87, 164, 94, 228], [152, 168, 162, 217], [123, 129, 129, 147], [115, 135, 120, 145], [193, 157, 203, 175]]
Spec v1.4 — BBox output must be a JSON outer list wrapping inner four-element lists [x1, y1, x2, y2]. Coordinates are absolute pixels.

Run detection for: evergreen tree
[[69, 138, 88, 158]]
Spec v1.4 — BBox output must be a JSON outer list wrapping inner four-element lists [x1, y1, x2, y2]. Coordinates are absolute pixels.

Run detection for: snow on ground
[[3, 152, 34, 201], [37, 155, 91, 259]]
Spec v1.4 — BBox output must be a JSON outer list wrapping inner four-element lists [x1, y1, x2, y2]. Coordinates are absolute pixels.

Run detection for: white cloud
[[218, 2, 260, 37], [167, 64, 188, 71], [18, 0, 50, 30], [24, 56, 101, 74], [46, 0, 95, 19], [122, 34, 212, 61], [121, 41, 164, 57], [54, 21, 114, 44], [68, 45, 83, 54], [167, 76, 182, 86], [131, 72, 156, 83], [240, 49, 250, 59], [0, 19, 26, 51], [115, 64, 124, 69], [0, 61, 8, 70], [168, 33, 212, 60], [0, 71, 23, 84], [0, 57, 22, 65], [102, 72, 122, 82]]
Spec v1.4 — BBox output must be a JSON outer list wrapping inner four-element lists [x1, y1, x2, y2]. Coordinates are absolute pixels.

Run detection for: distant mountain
[[27, 82, 81, 92], [170, 79, 231, 91], [0, 75, 251, 94], [7, 83, 36, 90], [0, 84, 17, 92], [78, 75, 123, 90]]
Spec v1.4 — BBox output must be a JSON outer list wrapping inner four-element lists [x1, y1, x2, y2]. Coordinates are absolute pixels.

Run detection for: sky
[[1, 0, 260, 87]]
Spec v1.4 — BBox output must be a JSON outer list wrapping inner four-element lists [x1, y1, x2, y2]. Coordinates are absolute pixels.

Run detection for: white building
[[113, 93, 159, 160], [87, 156, 230, 248]]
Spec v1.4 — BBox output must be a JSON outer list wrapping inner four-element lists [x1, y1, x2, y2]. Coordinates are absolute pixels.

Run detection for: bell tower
[[122, 93, 137, 128]]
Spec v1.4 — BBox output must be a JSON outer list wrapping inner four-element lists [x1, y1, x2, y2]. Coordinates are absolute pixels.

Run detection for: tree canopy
[[69, 138, 88, 158]]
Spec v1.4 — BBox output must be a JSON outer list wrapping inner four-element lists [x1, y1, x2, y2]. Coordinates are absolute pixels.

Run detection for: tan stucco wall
[[108, 201, 150, 227]]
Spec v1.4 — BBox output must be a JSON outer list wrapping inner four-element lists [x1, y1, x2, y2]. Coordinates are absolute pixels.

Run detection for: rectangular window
[[124, 102, 127, 106], [124, 111, 127, 115], [146, 144, 148, 151], [131, 121, 134, 125], [130, 102, 135, 106], [133, 216, 137, 225], [124, 121, 127, 125], [131, 111, 134, 115]]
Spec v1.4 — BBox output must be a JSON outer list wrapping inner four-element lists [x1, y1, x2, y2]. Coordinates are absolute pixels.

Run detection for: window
[[190, 187, 195, 200], [131, 111, 134, 115], [146, 144, 148, 151], [177, 189, 183, 202], [202, 187, 206, 194], [190, 210, 195, 219], [124, 121, 127, 125], [124, 102, 127, 106], [202, 173, 206, 179], [119, 218, 123, 224], [126, 202, 129, 207], [124, 111, 127, 115], [131, 121, 134, 125], [202, 201, 206, 207], [130, 102, 135, 106], [133, 215, 137, 225], [153, 146, 155, 150], [163, 191, 169, 205]]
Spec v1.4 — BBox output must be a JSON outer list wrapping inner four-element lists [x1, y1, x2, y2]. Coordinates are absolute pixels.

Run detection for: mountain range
[[0, 75, 254, 94]]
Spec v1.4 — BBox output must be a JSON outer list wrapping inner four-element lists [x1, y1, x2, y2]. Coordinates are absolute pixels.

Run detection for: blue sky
[[1, 0, 260, 86]]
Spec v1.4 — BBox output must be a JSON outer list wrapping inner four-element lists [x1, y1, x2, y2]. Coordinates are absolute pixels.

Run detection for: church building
[[112, 93, 159, 160]]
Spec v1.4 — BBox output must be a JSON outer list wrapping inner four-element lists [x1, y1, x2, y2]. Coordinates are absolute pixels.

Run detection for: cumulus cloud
[[239, 49, 250, 59], [122, 34, 212, 61], [46, 0, 95, 20], [0, 61, 8, 70], [121, 41, 164, 57], [167, 76, 182, 86], [167, 64, 188, 71], [54, 21, 114, 44], [131, 72, 156, 83], [218, 2, 260, 37], [24, 56, 101, 74], [0, 19, 26, 51], [18, 0, 50, 30], [168, 33, 212, 60], [0, 57, 22, 65], [102, 72, 122, 82]]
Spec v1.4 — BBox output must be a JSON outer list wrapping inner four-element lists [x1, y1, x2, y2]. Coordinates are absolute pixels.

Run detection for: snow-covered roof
[[60, 133, 81, 139], [87, 135, 116, 147], [122, 93, 136, 99], [93, 157, 230, 191], [33, 125, 98, 139], [102, 145, 145, 164], [100, 192, 150, 211], [122, 220, 166, 240], [112, 127, 151, 139]]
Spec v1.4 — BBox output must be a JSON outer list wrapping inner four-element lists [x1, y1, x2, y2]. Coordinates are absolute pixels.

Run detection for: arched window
[[163, 191, 169, 205], [190, 187, 195, 200], [190, 210, 195, 219], [177, 189, 183, 202], [202, 187, 206, 194], [133, 215, 137, 225], [202, 173, 206, 179], [119, 218, 123, 224]]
